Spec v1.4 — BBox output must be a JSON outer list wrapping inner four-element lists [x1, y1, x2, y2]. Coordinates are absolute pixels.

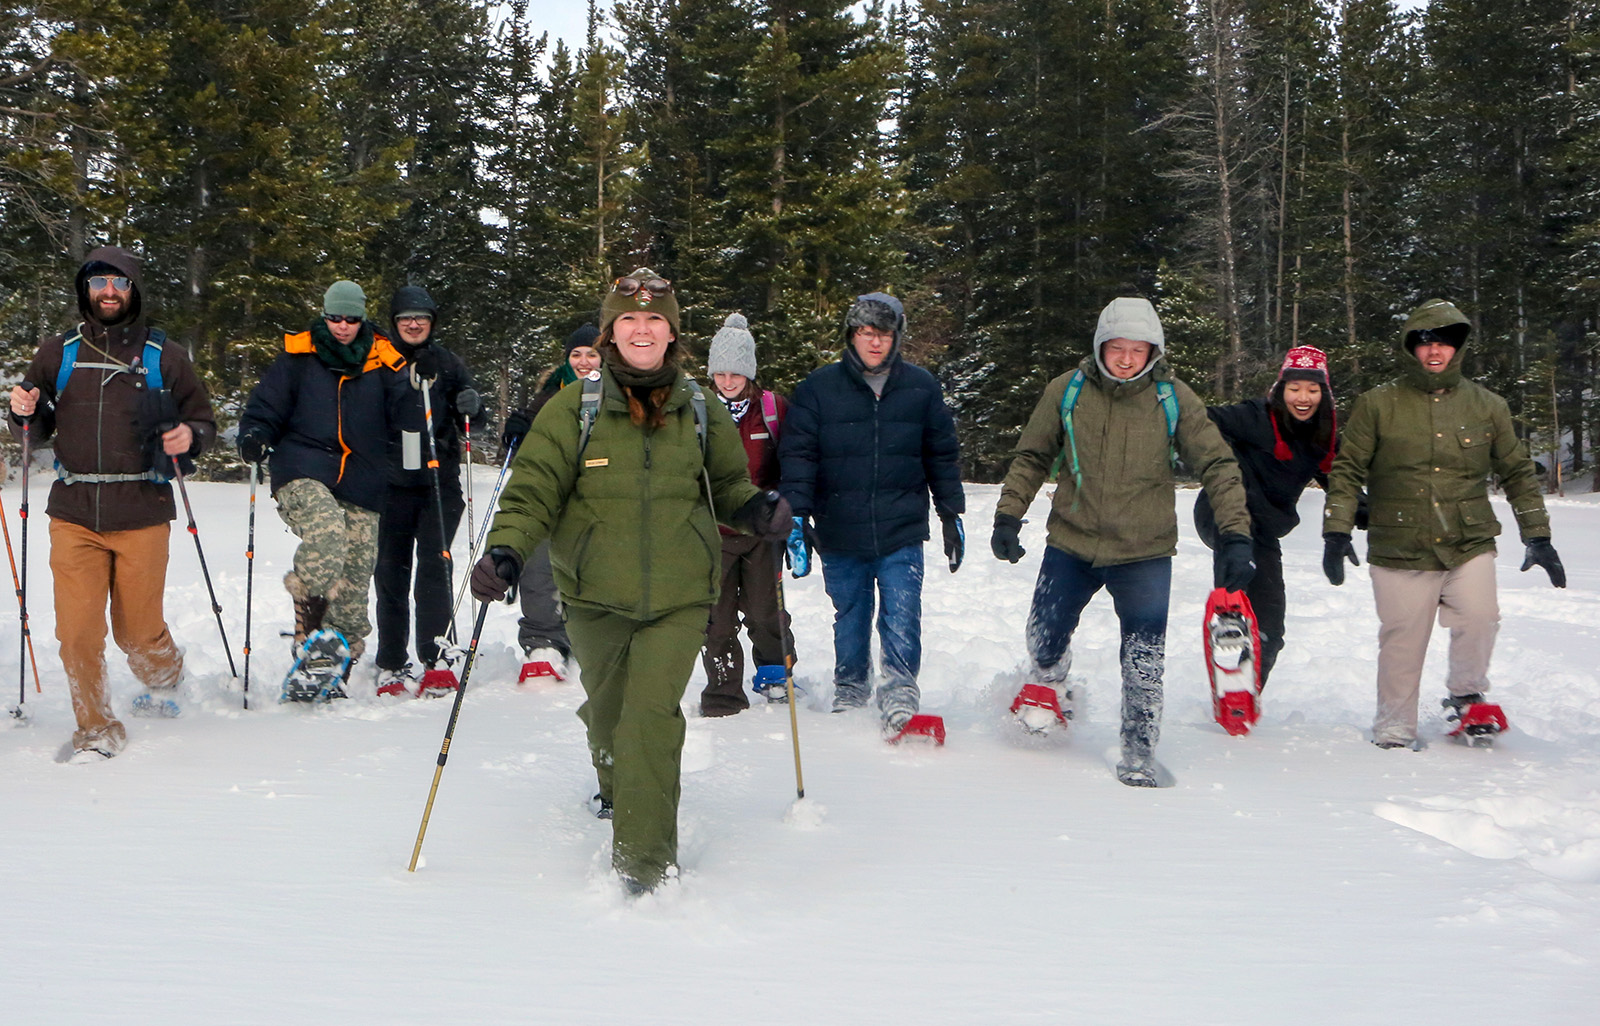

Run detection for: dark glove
[[786, 516, 814, 578], [1520, 538, 1566, 588], [1354, 491, 1371, 532], [991, 513, 1025, 563], [410, 346, 440, 382], [1214, 533, 1256, 592], [238, 429, 272, 465], [941, 513, 964, 573], [1322, 532, 1360, 586], [501, 408, 533, 451], [455, 387, 482, 418], [737, 490, 794, 542], [470, 546, 523, 603]]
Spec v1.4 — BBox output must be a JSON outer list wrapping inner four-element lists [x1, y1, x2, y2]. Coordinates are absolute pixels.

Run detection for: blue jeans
[[819, 543, 924, 715], [1026, 546, 1171, 757]]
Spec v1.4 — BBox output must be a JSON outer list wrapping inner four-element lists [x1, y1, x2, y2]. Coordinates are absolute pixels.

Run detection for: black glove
[[238, 429, 272, 465], [941, 513, 964, 573], [501, 408, 533, 451], [1214, 533, 1256, 592], [410, 346, 440, 382], [1322, 532, 1360, 586], [455, 387, 482, 418], [991, 513, 1025, 563], [1520, 538, 1566, 588], [737, 490, 794, 542], [1354, 491, 1371, 532], [470, 546, 523, 603]]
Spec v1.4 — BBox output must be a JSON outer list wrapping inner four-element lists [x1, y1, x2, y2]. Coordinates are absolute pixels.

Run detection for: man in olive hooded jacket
[[1322, 298, 1565, 749]]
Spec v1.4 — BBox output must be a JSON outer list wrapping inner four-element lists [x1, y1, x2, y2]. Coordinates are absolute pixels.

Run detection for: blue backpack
[[53, 326, 173, 485]]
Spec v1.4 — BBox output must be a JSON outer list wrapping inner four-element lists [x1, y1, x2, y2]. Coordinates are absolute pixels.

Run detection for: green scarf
[[603, 347, 679, 391], [309, 319, 374, 376]]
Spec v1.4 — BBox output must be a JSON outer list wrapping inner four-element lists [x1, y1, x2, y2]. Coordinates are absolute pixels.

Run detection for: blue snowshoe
[[280, 628, 352, 703]]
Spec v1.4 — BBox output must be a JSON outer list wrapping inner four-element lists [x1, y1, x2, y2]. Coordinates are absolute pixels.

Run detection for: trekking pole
[[242, 461, 258, 709], [419, 381, 458, 648], [773, 542, 805, 800], [15, 385, 40, 714], [463, 415, 474, 559], [408, 598, 490, 872], [0, 493, 42, 715], [171, 456, 238, 677], [447, 444, 517, 621]]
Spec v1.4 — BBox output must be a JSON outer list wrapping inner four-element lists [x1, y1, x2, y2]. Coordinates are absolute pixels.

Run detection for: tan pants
[[1368, 551, 1499, 744], [49, 519, 183, 746]]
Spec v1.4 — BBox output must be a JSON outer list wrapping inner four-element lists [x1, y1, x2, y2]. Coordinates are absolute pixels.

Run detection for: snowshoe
[[417, 665, 459, 697], [131, 688, 182, 718], [280, 628, 351, 703], [1442, 694, 1507, 746], [752, 664, 798, 704], [1115, 752, 1174, 788], [885, 713, 946, 746], [1203, 588, 1262, 736], [1010, 682, 1072, 736], [518, 647, 567, 684], [375, 663, 419, 698]]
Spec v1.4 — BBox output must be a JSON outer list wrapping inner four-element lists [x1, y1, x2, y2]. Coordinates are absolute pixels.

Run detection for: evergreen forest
[[4, 0, 1600, 484]]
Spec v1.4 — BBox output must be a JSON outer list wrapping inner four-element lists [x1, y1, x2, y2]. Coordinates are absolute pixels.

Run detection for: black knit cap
[[565, 323, 600, 356]]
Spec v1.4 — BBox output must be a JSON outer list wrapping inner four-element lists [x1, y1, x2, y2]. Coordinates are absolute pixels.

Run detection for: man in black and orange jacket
[[239, 279, 417, 668]]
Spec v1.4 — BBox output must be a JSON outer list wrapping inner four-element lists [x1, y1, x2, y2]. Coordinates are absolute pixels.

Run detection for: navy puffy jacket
[[780, 357, 964, 559]]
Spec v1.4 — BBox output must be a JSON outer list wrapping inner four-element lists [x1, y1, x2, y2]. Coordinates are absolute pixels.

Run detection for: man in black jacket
[[372, 286, 482, 696], [779, 293, 965, 733]]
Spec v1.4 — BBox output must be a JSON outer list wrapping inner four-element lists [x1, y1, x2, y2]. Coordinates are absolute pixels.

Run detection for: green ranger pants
[[566, 603, 708, 887]]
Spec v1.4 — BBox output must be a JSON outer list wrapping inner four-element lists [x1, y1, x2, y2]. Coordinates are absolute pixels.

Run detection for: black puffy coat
[[239, 323, 417, 512], [1194, 397, 1328, 544], [779, 355, 964, 559]]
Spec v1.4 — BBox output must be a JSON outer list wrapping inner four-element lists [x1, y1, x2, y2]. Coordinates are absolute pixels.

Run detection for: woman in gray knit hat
[[700, 313, 798, 716]]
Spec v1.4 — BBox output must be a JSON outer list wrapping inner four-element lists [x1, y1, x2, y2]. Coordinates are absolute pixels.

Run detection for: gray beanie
[[707, 313, 757, 380], [323, 279, 368, 319]]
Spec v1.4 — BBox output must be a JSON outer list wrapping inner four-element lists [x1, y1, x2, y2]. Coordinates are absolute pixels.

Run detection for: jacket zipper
[[640, 428, 651, 615]]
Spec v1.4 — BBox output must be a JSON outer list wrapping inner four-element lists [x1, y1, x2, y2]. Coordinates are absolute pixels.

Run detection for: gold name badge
[[585, 458, 609, 468]]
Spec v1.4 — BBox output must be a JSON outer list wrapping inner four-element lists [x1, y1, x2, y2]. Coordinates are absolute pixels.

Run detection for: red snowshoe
[[885, 714, 946, 746], [1009, 683, 1071, 735], [1204, 588, 1262, 736], [1444, 695, 1508, 746], [418, 665, 460, 697]]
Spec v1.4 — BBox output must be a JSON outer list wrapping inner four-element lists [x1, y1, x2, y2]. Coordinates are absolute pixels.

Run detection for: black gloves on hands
[[456, 387, 482, 419], [238, 430, 272, 465], [1520, 538, 1566, 588], [501, 408, 533, 451], [1214, 533, 1256, 592], [737, 490, 795, 542], [410, 346, 440, 382], [470, 546, 523, 603], [991, 513, 1025, 564], [1322, 532, 1360, 586], [941, 513, 964, 573]]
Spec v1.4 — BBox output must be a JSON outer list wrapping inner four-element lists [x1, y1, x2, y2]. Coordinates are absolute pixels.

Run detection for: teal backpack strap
[[54, 328, 85, 394], [575, 373, 604, 460], [1049, 370, 1087, 500], [141, 329, 166, 390], [1156, 380, 1179, 466], [54, 327, 166, 393]]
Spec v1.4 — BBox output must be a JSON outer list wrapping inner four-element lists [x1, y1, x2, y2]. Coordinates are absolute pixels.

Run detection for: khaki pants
[[1369, 551, 1499, 744], [275, 477, 380, 654], [49, 519, 182, 747]]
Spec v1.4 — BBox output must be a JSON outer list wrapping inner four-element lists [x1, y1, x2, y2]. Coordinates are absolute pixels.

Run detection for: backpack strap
[[55, 327, 165, 393], [688, 379, 707, 458], [1051, 369, 1088, 497], [575, 372, 604, 459], [1155, 380, 1179, 467], [760, 390, 780, 442]]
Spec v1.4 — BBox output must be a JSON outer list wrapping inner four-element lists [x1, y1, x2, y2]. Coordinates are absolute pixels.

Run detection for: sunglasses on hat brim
[[612, 276, 673, 298]]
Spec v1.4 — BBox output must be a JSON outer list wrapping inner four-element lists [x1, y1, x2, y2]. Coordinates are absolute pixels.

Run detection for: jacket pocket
[[1458, 497, 1501, 541], [1366, 498, 1425, 561]]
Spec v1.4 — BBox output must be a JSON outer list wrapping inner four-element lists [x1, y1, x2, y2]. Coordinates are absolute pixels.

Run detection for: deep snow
[[2, 473, 1598, 1025]]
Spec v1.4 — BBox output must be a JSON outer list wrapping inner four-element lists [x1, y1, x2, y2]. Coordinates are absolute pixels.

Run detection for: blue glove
[[786, 516, 813, 578]]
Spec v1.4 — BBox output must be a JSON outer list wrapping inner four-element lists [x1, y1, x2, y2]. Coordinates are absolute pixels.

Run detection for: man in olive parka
[[992, 296, 1254, 786], [471, 270, 788, 893], [1322, 298, 1565, 749]]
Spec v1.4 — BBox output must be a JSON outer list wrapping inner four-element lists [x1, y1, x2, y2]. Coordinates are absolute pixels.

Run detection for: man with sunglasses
[[239, 280, 416, 691], [1322, 298, 1564, 749], [8, 246, 216, 761], [779, 292, 965, 736]]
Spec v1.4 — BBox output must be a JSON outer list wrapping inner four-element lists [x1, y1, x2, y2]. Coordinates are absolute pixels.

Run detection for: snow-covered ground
[[3, 473, 1598, 1025]]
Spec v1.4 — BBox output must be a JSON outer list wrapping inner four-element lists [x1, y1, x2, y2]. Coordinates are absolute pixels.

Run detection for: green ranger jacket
[[996, 355, 1251, 567], [485, 365, 763, 619], [1322, 299, 1550, 571]]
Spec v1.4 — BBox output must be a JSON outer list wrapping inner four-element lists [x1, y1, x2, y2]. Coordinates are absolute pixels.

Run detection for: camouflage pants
[[275, 477, 380, 656]]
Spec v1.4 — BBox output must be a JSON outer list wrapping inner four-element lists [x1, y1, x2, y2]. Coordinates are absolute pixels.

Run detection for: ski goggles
[[611, 275, 673, 298], [323, 314, 364, 325], [88, 275, 132, 293]]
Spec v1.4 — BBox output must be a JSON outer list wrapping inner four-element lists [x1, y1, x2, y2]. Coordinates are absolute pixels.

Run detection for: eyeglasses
[[88, 275, 132, 293], [324, 314, 363, 325], [612, 276, 673, 298], [1414, 329, 1455, 345], [395, 315, 432, 325]]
